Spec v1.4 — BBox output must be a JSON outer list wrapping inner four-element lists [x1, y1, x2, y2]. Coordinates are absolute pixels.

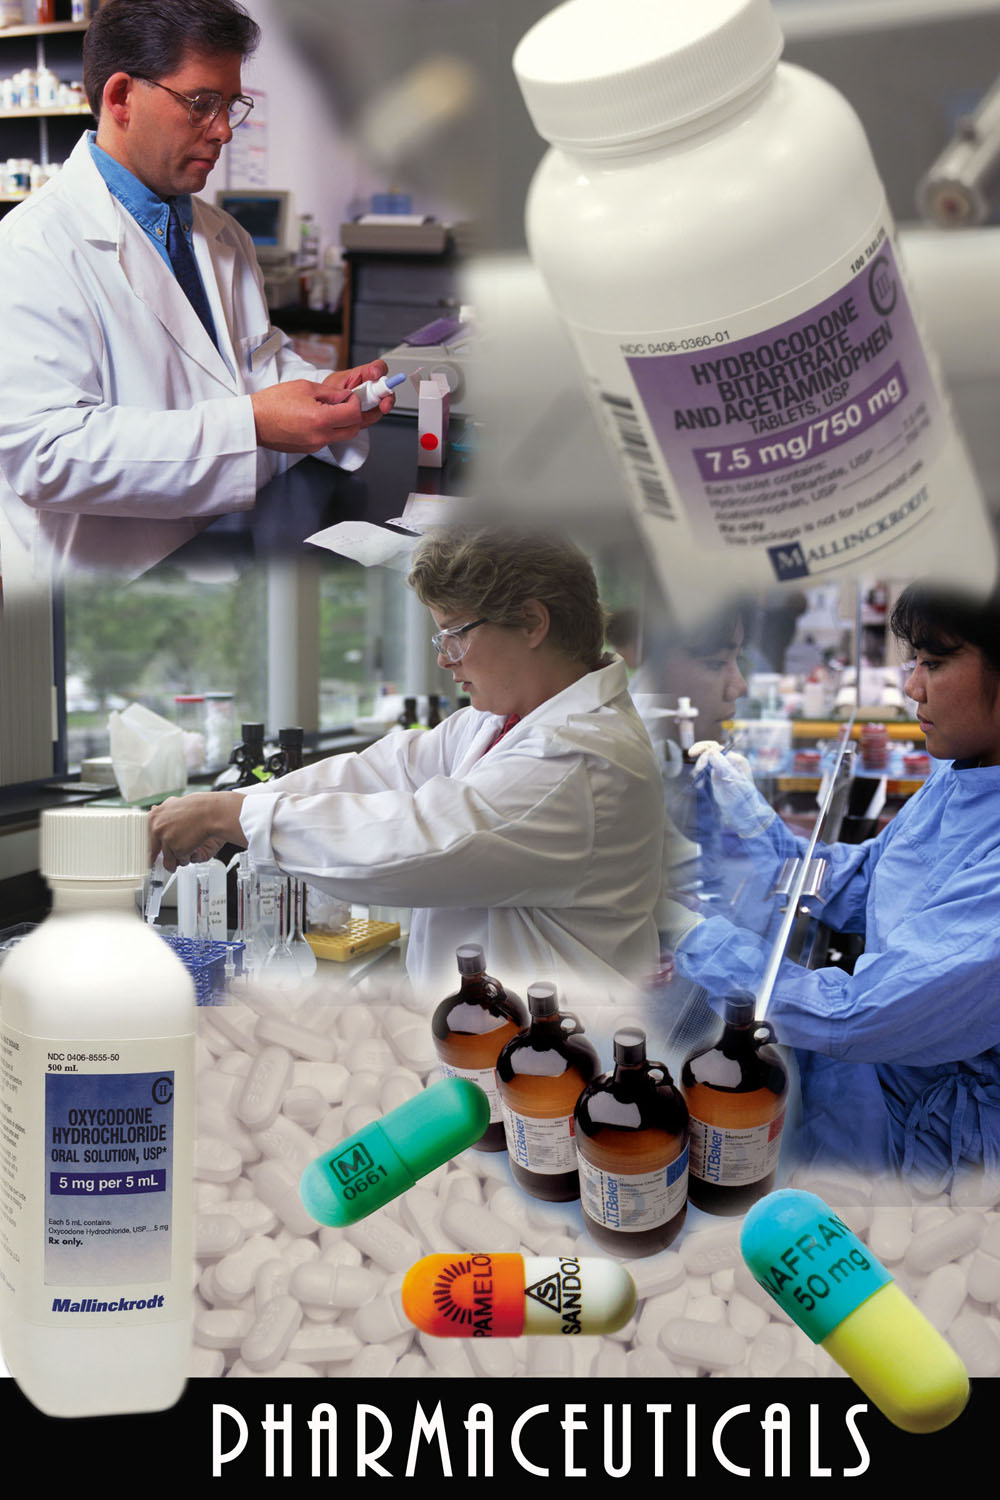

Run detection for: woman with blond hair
[[149, 527, 664, 999]]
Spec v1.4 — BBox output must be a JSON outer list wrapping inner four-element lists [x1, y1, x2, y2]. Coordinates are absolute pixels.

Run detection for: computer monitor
[[215, 189, 291, 264]]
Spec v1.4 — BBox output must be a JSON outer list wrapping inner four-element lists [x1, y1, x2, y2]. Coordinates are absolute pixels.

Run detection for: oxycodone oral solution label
[[44, 1065, 175, 1288], [1, 1027, 189, 1327]]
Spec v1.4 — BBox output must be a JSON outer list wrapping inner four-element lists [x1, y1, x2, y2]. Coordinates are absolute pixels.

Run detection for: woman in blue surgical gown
[[672, 583, 1000, 1189]]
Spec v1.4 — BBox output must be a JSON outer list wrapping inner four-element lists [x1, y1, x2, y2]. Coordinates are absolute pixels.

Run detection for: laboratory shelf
[[0, 13, 90, 198], [0, 22, 88, 37], [0, 104, 89, 117], [791, 717, 922, 741]]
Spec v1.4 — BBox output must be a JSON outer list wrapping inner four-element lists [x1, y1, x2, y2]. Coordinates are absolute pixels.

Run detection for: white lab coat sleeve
[[241, 722, 465, 808], [239, 741, 595, 910], [0, 241, 260, 521]]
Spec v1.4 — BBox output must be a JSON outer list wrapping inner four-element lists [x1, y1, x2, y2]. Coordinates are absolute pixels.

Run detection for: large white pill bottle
[[513, 0, 997, 610], [0, 808, 195, 1416]]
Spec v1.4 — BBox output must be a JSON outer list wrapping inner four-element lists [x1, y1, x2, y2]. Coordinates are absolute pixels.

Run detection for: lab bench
[[742, 717, 929, 800], [0, 728, 387, 929], [169, 409, 475, 567]]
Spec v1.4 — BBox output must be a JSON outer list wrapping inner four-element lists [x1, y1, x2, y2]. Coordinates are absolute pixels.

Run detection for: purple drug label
[[623, 238, 944, 574], [692, 362, 909, 480]]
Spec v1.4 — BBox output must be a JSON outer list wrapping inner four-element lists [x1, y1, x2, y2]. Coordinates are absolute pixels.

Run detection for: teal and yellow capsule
[[299, 1077, 490, 1227], [741, 1189, 969, 1434]]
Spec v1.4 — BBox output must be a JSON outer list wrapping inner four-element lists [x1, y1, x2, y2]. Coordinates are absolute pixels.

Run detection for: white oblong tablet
[[948, 1311, 1000, 1377], [660, 1317, 747, 1370], [195, 1212, 245, 1260], [194, 1307, 255, 1349], [290, 1261, 377, 1309], [345, 1216, 422, 1273], [440, 1197, 520, 1256], [289, 1323, 363, 1365], [915, 1263, 969, 1332], [747, 1321, 794, 1378], [241, 1295, 303, 1372], [282, 1085, 327, 1129], [195, 1136, 243, 1183], [905, 1212, 985, 1275], [869, 1206, 913, 1264], [968, 1235, 1000, 1304], [255, 1014, 338, 1061], [238, 1045, 295, 1129], [679, 1225, 742, 1277]]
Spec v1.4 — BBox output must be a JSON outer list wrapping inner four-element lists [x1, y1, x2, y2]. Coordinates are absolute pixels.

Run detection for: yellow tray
[[306, 918, 401, 962]]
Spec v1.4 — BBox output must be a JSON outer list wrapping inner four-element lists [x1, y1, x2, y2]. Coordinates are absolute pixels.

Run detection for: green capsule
[[299, 1077, 490, 1227]]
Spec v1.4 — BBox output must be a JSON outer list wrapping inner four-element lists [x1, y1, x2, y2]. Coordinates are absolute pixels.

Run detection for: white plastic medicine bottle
[[513, 0, 997, 610], [0, 807, 195, 1417]]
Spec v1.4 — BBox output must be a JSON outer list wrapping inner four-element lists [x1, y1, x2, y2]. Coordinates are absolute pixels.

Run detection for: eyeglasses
[[135, 77, 255, 129], [431, 618, 488, 664]]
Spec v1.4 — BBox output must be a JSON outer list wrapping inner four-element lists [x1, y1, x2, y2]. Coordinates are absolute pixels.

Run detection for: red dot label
[[420, 433, 439, 450]]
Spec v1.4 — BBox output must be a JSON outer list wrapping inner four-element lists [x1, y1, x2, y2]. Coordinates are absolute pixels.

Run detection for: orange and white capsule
[[402, 1251, 636, 1337]]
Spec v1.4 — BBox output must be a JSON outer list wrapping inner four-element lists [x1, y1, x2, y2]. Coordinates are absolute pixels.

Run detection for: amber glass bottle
[[431, 945, 527, 1151], [681, 996, 787, 1215], [575, 1027, 689, 1255], [229, 722, 267, 788], [496, 982, 600, 1201]]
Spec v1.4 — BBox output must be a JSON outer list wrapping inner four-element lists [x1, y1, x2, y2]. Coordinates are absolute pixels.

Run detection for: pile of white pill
[[192, 979, 1000, 1380]]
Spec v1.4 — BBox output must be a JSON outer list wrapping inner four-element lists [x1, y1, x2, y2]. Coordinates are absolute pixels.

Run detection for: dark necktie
[[166, 203, 218, 347]]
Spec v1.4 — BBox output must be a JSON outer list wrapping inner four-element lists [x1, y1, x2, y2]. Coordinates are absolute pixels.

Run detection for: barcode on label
[[601, 393, 675, 521]]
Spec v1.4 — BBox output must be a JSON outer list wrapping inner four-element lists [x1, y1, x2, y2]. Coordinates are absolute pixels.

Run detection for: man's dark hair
[[83, 0, 260, 116]]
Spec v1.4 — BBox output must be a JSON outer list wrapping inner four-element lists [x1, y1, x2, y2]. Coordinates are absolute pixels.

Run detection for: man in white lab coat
[[149, 528, 666, 1003], [0, 0, 393, 576]]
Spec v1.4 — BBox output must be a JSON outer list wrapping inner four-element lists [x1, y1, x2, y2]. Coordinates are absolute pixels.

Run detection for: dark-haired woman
[[673, 583, 1000, 1188]]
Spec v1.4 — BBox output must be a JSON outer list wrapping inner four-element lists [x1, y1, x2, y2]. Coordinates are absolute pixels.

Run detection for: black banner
[[0, 1375, 990, 1485]]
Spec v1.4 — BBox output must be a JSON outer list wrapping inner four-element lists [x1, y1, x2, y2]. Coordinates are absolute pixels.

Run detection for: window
[[63, 562, 268, 773]]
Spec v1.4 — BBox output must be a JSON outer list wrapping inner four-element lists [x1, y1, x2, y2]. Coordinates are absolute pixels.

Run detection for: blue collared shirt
[[88, 132, 218, 345]]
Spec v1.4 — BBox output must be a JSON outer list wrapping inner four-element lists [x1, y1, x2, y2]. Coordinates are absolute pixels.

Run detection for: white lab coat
[[239, 657, 665, 1003], [0, 134, 365, 576]]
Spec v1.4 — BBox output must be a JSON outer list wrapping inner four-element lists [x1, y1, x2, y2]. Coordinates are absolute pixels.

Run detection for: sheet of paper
[[304, 521, 418, 569]]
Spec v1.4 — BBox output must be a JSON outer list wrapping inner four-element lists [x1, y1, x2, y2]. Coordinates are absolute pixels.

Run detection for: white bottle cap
[[40, 806, 149, 882], [513, 0, 783, 150]]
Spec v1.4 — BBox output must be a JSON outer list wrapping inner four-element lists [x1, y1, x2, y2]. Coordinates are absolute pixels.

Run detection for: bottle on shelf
[[397, 696, 419, 730], [266, 725, 304, 778], [681, 995, 788, 1216], [496, 981, 599, 1201], [226, 721, 268, 789], [279, 725, 303, 773], [426, 694, 442, 729], [574, 1026, 689, 1256], [431, 944, 528, 1152]]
